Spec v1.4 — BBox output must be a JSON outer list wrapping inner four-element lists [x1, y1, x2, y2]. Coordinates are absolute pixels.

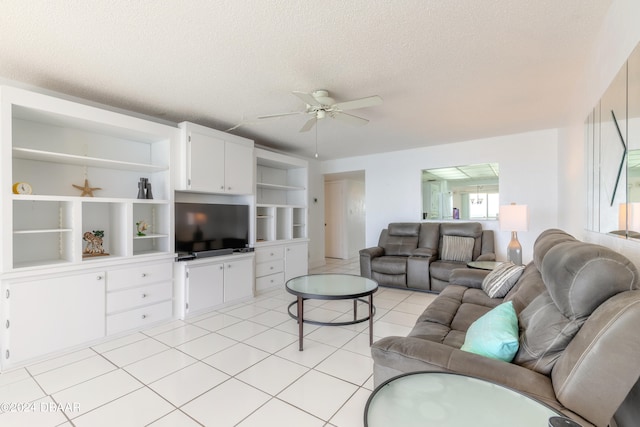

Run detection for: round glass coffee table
[[285, 274, 378, 351], [365, 371, 566, 427]]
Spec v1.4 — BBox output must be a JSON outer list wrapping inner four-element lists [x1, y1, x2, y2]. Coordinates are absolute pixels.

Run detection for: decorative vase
[[137, 181, 146, 199], [145, 182, 153, 199]]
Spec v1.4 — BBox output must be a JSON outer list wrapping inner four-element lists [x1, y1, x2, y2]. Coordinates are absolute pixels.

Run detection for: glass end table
[[365, 371, 570, 427], [285, 274, 378, 351]]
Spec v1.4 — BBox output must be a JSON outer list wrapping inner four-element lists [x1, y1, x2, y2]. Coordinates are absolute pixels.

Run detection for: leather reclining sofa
[[370, 229, 640, 427], [360, 222, 495, 292]]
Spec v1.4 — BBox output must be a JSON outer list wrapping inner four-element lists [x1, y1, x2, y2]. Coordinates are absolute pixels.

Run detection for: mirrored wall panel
[[586, 42, 640, 239], [421, 163, 499, 220]]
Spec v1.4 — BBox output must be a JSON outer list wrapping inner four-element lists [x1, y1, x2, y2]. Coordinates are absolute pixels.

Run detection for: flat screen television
[[175, 202, 249, 255]]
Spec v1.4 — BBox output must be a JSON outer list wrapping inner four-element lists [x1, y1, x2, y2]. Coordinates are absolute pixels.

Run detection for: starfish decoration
[[72, 179, 101, 197]]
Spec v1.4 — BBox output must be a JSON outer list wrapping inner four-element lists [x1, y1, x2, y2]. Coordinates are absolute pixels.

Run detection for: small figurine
[[83, 230, 107, 256]]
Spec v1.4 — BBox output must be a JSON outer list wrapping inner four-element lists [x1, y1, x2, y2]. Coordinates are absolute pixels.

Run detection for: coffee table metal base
[[287, 295, 375, 351]]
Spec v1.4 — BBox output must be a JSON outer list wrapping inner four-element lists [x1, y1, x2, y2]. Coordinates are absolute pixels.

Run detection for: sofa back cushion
[[379, 223, 420, 256], [418, 222, 440, 253], [438, 222, 483, 260], [513, 240, 640, 375], [532, 228, 577, 270], [441, 235, 475, 262], [543, 242, 640, 319]]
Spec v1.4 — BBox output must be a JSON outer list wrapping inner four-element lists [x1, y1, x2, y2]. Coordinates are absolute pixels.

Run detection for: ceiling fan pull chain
[[315, 119, 319, 158]]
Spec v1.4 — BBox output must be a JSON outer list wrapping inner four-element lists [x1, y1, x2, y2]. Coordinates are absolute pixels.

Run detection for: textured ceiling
[[0, 1, 612, 160]]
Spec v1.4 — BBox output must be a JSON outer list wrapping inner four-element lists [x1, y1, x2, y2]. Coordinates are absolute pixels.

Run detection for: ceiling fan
[[257, 89, 383, 132]]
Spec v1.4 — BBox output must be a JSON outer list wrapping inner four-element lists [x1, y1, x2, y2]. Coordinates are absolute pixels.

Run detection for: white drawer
[[107, 282, 173, 314], [256, 259, 284, 277], [106, 300, 173, 335], [255, 272, 284, 292], [107, 262, 172, 291], [255, 246, 284, 263]]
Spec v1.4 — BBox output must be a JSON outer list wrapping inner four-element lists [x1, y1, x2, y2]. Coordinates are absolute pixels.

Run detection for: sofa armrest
[[411, 247, 436, 257], [449, 268, 489, 289], [371, 336, 557, 404], [476, 252, 496, 261], [360, 246, 385, 278]]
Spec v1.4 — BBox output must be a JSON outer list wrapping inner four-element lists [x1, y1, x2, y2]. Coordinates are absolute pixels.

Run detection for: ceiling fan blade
[[257, 111, 304, 119], [330, 111, 369, 127], [293, 91, 322, 107], [332, 95, 383, 111], [299, 117, 317, 132]]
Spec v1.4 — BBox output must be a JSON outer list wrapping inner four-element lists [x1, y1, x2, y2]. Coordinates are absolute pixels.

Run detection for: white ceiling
[[0, 1, 612, 160]]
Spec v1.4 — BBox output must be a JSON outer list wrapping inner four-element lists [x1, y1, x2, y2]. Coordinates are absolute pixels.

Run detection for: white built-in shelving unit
[[0, 86, 178, 369]]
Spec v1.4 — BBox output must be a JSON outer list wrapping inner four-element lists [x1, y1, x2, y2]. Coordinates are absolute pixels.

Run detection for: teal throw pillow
[[460, 301, 519, 362]]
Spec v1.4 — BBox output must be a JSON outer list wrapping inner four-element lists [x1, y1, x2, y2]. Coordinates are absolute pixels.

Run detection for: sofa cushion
[[371, 256, 408, 275], [532, 229, 577, 270], [430, 260, 466, 282], [513, 291, 580, 374], [542, 242, 640, 319], [461, 301, 519, 362], [441, 235, 475, 262], [482, 262, 525, 298], [513, 240, 640, 375]]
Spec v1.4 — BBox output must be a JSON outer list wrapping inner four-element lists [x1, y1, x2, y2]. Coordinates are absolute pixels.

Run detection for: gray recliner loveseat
[[371, 229, 640, 427], [360, 222, 495, 292]]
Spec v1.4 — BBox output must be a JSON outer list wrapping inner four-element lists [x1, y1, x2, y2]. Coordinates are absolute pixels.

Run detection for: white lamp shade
[[499, 204, 529, 232], [618, 203, 640, 231]]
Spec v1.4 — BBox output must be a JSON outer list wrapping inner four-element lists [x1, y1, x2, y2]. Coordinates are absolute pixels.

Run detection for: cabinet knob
[[220, 185, 224, 190], [227, 186, 232, 190], [141, 273, 147, 278], [270, 266, 274, 270], [96, 275, 103, 280], [219, 265, 224, 270], [141, 293, 147, 298], [141, 314, 147, 319]]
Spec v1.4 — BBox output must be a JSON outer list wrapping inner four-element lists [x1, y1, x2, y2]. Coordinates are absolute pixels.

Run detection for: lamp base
[[507, 231, 523, 265]]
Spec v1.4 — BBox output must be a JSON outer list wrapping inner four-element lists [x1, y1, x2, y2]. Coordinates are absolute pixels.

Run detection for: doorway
[[324, 171, 365, 259]]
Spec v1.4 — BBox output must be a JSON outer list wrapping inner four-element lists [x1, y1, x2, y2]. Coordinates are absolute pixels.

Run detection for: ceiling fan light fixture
[[317, 110, 326, 120]]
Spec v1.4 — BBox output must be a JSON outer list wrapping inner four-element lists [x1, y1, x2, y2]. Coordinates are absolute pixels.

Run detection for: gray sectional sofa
[[360, 222, 495, 292], [370, 229, 640, 427]]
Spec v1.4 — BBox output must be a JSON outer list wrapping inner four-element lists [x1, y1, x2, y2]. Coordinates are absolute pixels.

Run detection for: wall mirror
[[586, 41, 640, 239], [421, 163, 499, 220]]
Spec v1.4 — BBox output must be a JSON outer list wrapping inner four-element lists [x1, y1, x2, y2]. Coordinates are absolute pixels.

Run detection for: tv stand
[[193, 248, 234, 258]]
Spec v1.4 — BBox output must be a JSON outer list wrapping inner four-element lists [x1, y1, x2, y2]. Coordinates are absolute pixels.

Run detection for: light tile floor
[[0, 257, 437, 426]]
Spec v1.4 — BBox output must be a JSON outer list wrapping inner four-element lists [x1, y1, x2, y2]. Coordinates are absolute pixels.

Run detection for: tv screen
[[175, 202, 249, 254]]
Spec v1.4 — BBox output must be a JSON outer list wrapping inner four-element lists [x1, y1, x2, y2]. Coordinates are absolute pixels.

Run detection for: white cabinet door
[[224, 141, 254, 195], [285, 242, 308, 281], [224, 257, 254, 302], [187, 131, 225, 192], [6, 272, 105, 365], [186, 262, 224, 314]]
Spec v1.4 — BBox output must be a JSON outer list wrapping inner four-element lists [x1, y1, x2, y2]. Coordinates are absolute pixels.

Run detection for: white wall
[[319, 129, 558, 264], [558, 0, 640, 266]]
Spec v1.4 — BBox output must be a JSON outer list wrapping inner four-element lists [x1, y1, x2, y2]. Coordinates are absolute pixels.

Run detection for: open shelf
[[13, 147, 168, 173], [256, 182, 306, 191]]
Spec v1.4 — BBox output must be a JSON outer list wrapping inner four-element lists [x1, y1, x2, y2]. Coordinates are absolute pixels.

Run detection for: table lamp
[[499, 203, 529, 265], [618, 203, 640, 237]]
